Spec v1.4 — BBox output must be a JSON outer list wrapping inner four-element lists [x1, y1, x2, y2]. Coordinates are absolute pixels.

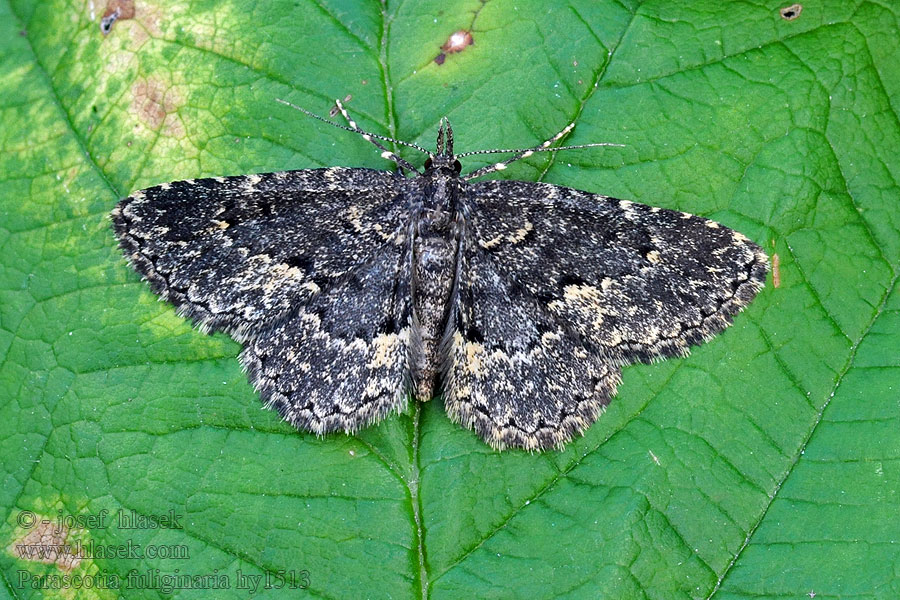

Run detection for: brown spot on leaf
[[8, 518, 82, 571], [780, 4, 802, 20], [435, 30, 473, 65], [442, 30, 473, 52], [128, 2, 162, 45], [132, 79, 183, 136], [100, 0, 135, 35]]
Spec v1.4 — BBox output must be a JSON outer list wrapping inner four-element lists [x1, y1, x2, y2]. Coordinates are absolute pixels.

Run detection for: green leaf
[[1, 0, 898, 598]]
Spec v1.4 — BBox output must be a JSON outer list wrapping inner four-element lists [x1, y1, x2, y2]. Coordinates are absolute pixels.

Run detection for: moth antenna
[[275, 98, 428, 174], [461, 121, 623, 180]]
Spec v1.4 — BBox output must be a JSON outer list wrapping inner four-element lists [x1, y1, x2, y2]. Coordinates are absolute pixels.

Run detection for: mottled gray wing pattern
[[112, 167, 415, 435], [444, 179, 768, 450], [239, 239, 413, 435], [444, 242, 622, 450], [111, 167, 408, 341], [461, 179, 768, 364]]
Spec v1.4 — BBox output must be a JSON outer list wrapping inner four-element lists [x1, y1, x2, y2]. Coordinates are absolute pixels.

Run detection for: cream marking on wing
[[464, 341, 486, 375], [479, 235, 504, 249], [554, 284, 605, 328], [507, 221, 533, 244], [367, 332, 402, 368], [346, 204, 365, 232], [243, 174, 263, 193]]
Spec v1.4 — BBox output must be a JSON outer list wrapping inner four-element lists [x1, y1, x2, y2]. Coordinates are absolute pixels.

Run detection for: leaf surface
[[1, 1, 898, 598]]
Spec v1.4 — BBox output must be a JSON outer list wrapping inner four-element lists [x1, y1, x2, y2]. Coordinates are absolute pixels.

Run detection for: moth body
[[410, 151, 464, 400]]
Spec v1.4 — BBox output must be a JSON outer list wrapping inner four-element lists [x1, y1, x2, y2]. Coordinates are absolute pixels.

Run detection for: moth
[[111, 99, 768, 451]]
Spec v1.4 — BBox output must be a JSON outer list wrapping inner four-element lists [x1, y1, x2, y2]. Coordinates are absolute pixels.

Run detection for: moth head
[[424, 155, 462, 175]]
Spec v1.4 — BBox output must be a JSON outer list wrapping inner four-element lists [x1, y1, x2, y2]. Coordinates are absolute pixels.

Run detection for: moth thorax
[[419, 207, 453, 234], [424, 173, 460, 207]]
